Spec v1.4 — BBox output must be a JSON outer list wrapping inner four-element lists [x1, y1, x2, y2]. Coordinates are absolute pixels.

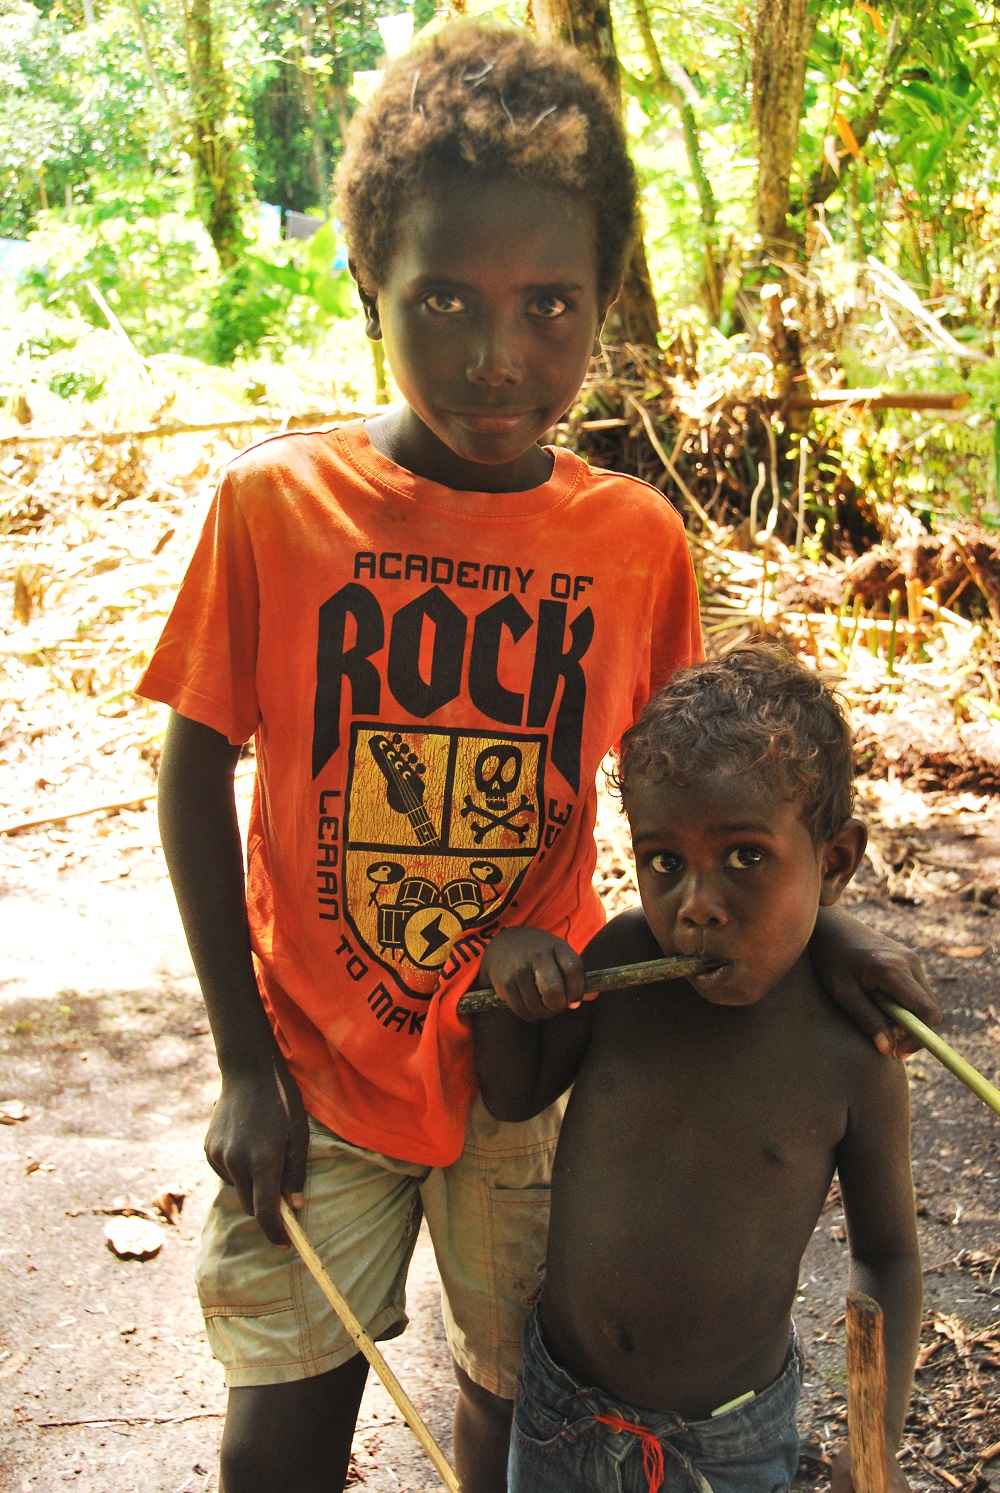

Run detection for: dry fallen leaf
[[151, 1189, 186, 1225], [104, 1216, 165, 1260], [0, 1100, 30, 1124], [937, 945, 988, 959]]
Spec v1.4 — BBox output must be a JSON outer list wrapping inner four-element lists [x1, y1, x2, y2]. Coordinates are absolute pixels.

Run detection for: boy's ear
[[349, 258, 381, 341], [818, 817, 867, 906]]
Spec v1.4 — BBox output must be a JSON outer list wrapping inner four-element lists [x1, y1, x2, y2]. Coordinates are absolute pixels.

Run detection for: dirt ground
[[0, 776, 997, 1493]]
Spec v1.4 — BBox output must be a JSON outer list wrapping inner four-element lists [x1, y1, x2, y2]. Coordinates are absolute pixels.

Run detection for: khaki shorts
[[196, 1095, 565, 1397]]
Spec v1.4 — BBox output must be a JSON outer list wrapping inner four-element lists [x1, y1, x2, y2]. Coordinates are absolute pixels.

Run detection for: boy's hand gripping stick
[[876, 998, 1000, 1117], [846, 1291, 890, 1493], [279, 1200, 462, 1492], [457, 953, 718, 1015]]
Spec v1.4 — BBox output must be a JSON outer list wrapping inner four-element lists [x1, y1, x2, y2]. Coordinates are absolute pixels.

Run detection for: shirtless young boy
[[474, 645, 921, 1493]]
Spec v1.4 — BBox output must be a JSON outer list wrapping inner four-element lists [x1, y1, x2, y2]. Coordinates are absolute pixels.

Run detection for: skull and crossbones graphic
[[460, 744, 535, 844]]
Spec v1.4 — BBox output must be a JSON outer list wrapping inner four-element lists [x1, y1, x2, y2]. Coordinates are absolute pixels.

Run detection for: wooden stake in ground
[[278, 1200, 461, 1493], [847, 1291, 890, 1493]]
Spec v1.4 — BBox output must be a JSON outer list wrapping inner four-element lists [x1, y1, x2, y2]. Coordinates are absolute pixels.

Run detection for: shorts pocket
[[489, 1185, 552, 1340], [514, 1390, 593, 1449], [196, 1187, 294, 1319]]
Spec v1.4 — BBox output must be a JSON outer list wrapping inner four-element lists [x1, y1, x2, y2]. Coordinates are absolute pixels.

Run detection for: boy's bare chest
[[569, 995, 849, 1180]]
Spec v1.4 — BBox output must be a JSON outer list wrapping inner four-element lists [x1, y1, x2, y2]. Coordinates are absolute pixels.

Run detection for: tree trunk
[[631, 0, 721, 322], [181, 0, 250, 270], [751, 0, 814, 259], [533, 0, 660, 347], [298, 4, 331, 210]]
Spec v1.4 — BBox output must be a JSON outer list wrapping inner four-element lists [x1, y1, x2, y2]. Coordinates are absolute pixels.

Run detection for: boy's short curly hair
[[616, 644, 856, 844], [335, 20, 637, 307]]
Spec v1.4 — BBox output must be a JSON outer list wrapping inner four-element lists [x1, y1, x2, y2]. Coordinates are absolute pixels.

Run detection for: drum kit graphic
[[368, 861, 504, 969]]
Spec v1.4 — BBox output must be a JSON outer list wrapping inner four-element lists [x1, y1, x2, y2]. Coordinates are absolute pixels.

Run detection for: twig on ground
[[40, 1411, 224, 1428]]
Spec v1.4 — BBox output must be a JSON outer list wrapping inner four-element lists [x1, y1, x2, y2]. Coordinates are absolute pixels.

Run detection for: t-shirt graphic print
[[338, 724, 546, 1001]]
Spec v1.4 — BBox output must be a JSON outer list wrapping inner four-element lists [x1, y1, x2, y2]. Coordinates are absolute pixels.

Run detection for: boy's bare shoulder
[[812, 986, 907, 1105], [584, 905, 662, 971]]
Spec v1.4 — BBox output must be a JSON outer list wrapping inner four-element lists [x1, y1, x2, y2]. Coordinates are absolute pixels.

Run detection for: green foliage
[[206, 223, 355, 363], [20, 175, 215, 356], [47, 367, 106, 400], [0, 0, 173, 237], [241, 0, 414, 212]]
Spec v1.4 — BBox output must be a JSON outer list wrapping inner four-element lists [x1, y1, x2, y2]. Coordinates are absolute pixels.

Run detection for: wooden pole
[[847, 1291, 890, 1493], [279, 1201, 461, 1492], [0, 409, 370, 448], [785, 389, 970, 412], [457, 953, 717, 1016]]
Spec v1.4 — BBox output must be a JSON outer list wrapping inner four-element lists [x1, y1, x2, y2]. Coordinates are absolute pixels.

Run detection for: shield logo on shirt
[[343, 724, 546, 999]]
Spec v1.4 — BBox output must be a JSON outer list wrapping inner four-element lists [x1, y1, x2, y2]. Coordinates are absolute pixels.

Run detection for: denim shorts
[[509, 1306, 803, 1493]]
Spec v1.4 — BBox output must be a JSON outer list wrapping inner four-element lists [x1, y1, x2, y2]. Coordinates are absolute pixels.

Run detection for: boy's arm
[[811, 907, 940, 1055], [834, 1050, 921, 1483], [471, 1000, 593, 1121], [472, 913, 642, 1121], [158, 710, 308, 1244]]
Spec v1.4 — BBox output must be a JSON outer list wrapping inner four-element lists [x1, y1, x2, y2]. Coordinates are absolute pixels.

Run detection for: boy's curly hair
[[616, 644, 856, 843], [335, 20, 637, 307]]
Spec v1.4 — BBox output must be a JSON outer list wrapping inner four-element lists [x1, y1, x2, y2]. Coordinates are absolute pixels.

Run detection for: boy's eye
[[423, 291, 465, 315], [649, 852, 682, 875], [529, 294, 569, 319], [725, 847, 764, 870]]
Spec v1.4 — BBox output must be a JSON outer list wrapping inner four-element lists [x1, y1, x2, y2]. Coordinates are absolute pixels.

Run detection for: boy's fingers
[[827, 977, 895, 1054], [497, 975, 531, 1022], [554, 945, 585, 1003], [876, 964, 941, 1029], [231, 1168, 255, 1221], [282, 1119, 309, 1208], [252, 1154, 289, 1245], [533, 953, 569, 1013]]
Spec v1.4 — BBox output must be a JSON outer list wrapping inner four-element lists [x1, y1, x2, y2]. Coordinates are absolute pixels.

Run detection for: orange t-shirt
[[138, 423, 702, 1165]]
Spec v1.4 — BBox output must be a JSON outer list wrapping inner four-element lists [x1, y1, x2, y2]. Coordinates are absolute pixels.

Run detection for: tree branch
[[629, 0, 721, 317], [122, 0, 187, 147], [806, 12, 921, 210]]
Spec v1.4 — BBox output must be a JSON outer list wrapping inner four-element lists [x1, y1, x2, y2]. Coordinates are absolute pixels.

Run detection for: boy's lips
[[690, 961, 733, 991], [447, 410, 534, 433]]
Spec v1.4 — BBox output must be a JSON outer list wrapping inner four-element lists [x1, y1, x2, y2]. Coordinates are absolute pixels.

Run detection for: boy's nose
[[466, 320, 523, 386], [676, 875, 729, 931]]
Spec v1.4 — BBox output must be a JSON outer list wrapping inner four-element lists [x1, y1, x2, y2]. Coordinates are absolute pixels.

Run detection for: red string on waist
[[592, 1413, 666, 1493]]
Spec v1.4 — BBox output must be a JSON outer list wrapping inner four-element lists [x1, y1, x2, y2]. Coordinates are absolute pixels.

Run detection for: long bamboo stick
[[279, 1201, 461, 1492], [457, 953, 717, 1016], [878, 999, 1000, 1118], [847, 1292, 890, 1493]]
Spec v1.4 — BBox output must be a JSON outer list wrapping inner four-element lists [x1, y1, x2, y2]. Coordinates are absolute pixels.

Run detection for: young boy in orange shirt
[[139, 22, 936, 1492], [475, 646, 920, 1493]]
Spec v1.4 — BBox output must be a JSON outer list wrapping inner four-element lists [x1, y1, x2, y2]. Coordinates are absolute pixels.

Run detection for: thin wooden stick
[[0, 766, 256, 836], [0, 408, 370, 448], [785, 389, 970, 411], [457, 954, 717, 1016], [847, 1291, 890, 1493], [278, 1201, 461, 1493], [878, 999, 1000, 1118]]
